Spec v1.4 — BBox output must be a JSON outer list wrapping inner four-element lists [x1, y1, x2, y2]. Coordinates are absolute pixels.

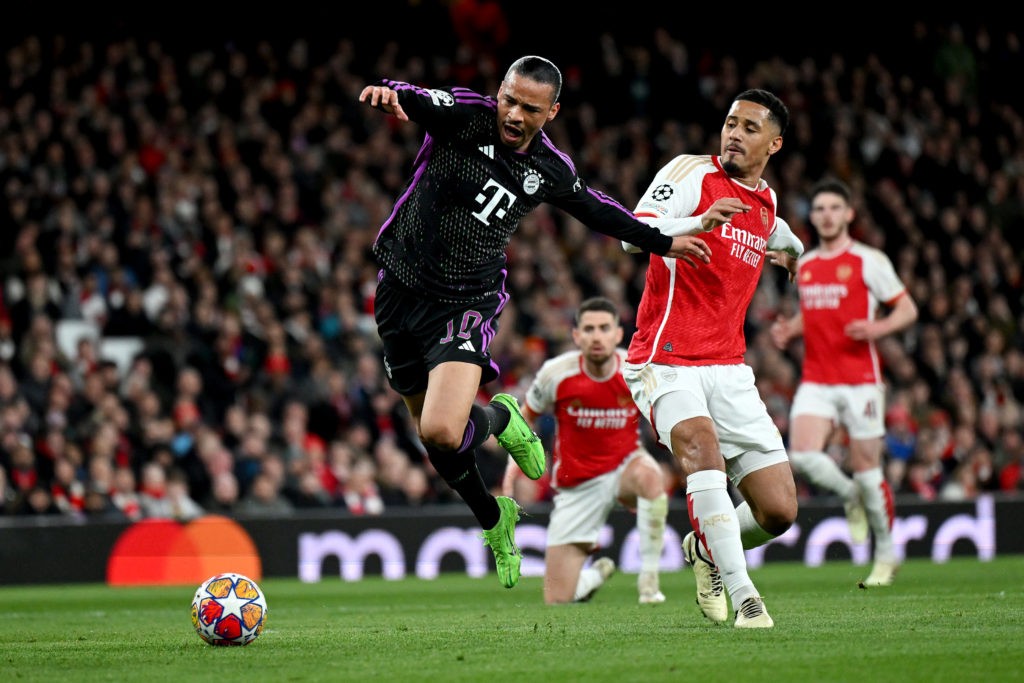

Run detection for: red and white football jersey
[[525, 349, 641, 488], [797, 240, 908, 385], [628, 155, 782, 366]]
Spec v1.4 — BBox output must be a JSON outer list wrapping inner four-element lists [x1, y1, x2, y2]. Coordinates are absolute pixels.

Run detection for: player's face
[[572, 311, 623, 365], [719, 100, 782, 183], [496, 74, 560, 151], [809, 191, 854, 242]]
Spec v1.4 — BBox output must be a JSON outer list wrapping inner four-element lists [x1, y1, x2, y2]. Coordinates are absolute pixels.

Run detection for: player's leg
[[618, 453, 667, 604], [377, 282, 510, 533], [544, 544, 598, 604], [624, 364, 730, 622], [844, 385, 898, 587], [664, 414, 735, 623], [789, 418, 867, 543], [419, 363, 523, 588], [732, 459, 798, 543], [850, 436, 898, 587], [788, 385, 866, 541], [723, 458, 794, 628], [419, 361, 494, 522], [789, 414, 854, 498], [711, 365, 798, 627], [545, 477, 618, 603]]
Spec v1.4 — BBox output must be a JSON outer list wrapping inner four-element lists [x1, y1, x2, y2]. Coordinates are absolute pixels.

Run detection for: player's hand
[[666, 235, 711, 268], [699, 198, 751, 231], [766, 249, 798, 282], [359, 85, 409, 121], [844, 319, 880, 341], [769, 315, 791, 349]]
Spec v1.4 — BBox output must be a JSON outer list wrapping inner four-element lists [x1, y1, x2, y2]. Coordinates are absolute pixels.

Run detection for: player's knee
[[634, 464, 665, 498], [669, 419, 720, 464], [418, 422, 463, 451], [760, 501, 798, 536]]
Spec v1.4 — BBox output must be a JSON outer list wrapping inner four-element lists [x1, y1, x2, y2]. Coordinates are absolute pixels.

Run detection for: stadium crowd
[[0, 8, 1021, 520]]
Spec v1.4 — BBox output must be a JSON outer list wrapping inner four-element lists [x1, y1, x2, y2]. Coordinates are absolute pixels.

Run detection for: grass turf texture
[[2, 557, 1021, 683]]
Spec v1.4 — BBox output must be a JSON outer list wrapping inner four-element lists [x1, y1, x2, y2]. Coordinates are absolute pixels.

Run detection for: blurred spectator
[[205, 471, 241, 514], [341, 456, 384, 515], [110, 466, 143, 521], [15, 486, 62, 516], [138, 462, 204, 520], [0, 16, 1022, 516], [234, 471, 295, 517], [0, 466, 18, 514], [50, 457, 86, 517]]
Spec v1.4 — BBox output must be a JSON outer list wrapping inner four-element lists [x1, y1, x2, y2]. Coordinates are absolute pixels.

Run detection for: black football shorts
[[373, 273, 506, 396]]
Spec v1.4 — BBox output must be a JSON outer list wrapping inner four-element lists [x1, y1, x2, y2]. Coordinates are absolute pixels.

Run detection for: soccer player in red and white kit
[[621, 89, 804, 628], [509, 297, 669, 605], [770, 179, 918, 588]]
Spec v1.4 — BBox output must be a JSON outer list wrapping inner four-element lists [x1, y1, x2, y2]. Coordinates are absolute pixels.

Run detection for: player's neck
[[583, 357, 617, 380], [820, 233, 852, 253]]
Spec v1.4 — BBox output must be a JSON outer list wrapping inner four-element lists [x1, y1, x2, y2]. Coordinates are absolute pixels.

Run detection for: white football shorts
[[545, 450, 646, 547], [790, 381, 886, 439], [623, 362, 786, 486]]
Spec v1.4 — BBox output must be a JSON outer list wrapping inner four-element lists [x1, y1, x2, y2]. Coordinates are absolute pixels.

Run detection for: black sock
[[487, 400, 511, 434], [426, 444, 500, 529], [461, 404, 494, 451]]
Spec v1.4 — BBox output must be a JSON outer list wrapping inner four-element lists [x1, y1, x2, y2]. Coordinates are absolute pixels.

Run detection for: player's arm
[[555, 183, 674, 253], [846, 250, 920, 341], [845, 291, 919, 341], [541, 150, 706, 263], [770, 310, 804, 349], [766, 217, 804, 282], [624, 156, 745, 258], [359, 80, 477, 130], [358, 83, 409, 120]]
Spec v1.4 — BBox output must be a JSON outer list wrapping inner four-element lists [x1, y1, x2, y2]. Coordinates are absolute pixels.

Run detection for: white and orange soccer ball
[[191, 572, 268, 646]]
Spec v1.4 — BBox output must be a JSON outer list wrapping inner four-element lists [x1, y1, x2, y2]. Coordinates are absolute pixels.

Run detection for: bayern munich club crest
[[523, 172, 541, 195]]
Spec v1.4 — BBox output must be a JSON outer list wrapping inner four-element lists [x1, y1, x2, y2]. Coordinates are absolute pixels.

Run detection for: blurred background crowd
[[0, 3, 1021, 521]]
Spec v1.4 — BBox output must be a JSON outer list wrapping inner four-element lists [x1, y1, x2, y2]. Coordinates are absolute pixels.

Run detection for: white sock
[[573, 566, 604, 602], [790, 450, 855, 499], [735, 500, 775, 549], [687, 470, 756, 606], [855, 467, 896, 561], [637, 493, 667, 573]]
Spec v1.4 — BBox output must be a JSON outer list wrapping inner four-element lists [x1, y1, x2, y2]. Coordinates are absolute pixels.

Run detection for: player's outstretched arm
[[358, 85, 409, 121]]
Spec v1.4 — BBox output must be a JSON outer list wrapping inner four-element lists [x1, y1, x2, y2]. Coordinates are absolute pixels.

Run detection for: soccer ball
[[191, 572, 268, 646]]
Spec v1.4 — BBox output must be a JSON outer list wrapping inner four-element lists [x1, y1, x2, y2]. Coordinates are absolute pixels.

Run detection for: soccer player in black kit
[[359, 55, 711, 589]]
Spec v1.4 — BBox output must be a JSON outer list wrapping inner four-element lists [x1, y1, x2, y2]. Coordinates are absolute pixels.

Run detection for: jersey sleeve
[[525, 358, 557, 415], [540, 141, 673, 255], [861, 246, 907, 305], [767, 217, 804, 258], [379, 80, 484, 134], [624, 155, 705, 252]]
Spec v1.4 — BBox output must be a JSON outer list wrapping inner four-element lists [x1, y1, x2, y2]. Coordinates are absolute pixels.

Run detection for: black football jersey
[[371, 80, 672, 303]]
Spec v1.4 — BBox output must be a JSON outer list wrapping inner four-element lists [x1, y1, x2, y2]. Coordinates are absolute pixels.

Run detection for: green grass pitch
[[2, 556, 1021, 682]]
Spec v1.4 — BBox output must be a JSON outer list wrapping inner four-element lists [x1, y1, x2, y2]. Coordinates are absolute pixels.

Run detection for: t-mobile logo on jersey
[[472, 179, 516, 225]]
